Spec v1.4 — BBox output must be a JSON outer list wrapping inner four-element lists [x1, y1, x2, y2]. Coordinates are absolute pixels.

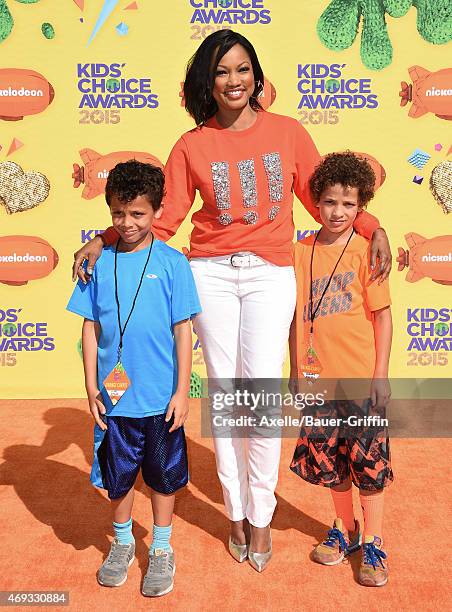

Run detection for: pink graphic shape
[[72, 0, 84, 10], [7, 138, 24, 156], [124, 1, 138, 8]]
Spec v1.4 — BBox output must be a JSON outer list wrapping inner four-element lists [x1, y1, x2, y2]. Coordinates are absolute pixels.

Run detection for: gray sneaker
[[97, 538, 135, 587], [141, 549, 175, 597]]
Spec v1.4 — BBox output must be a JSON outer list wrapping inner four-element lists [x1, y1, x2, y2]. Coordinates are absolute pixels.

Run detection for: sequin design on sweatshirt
[[211, 161, 231, 210], [243, 210, 258, 225], [262, 153, 283, 202], [268, 205, 280, 221], [237, 159, 258, 208], [218, 212, 233, 225]]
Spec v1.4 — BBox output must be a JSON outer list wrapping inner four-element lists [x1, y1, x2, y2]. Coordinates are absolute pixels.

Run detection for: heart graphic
[[0, 161, 50, 214]]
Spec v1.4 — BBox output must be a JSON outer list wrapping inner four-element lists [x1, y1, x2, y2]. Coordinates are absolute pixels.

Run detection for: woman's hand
[[370, 228, 392, 283], [72, 235, 104, 283]]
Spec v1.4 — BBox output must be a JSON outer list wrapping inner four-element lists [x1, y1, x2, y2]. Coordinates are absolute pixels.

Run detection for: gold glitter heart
[[430, 160, 452, 215], [0, 161, 50, 214]]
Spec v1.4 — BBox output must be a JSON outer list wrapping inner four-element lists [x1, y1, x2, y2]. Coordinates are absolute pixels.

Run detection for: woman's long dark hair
[[184, 29, 264, 126]]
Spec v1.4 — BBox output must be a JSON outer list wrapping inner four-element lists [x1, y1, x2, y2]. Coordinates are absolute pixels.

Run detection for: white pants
[[190, 256, 296, 527]]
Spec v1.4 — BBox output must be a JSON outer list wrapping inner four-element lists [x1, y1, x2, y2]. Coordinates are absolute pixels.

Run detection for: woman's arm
[[72, 137, 196, 282], [292, 123, 391, 279]]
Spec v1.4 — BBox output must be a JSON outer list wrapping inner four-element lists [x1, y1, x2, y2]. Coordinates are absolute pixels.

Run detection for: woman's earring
[[252, 80, 263, 99]]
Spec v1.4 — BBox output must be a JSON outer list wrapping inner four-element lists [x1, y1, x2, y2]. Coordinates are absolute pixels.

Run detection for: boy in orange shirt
[[289, 152, 393, 587]]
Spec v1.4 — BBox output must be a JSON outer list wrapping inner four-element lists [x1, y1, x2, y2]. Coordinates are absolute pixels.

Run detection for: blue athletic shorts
[[96, 414, 188, 499]]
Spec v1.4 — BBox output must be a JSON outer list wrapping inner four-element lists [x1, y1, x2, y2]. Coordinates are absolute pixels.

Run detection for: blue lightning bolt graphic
[[87, 0, 119, 46]]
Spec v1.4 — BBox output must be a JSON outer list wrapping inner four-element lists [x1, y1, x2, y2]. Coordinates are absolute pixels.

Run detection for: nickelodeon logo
[[421, 252, 452, 262], [0, 253, 49, 263], [0, 236, 59, 286], [425, 88, 452, 96], [0, 87, 44, 97], [0, 69, 54, 121]]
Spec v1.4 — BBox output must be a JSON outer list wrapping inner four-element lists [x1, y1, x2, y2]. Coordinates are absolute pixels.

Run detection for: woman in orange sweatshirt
[[72, 29, 391, 572]]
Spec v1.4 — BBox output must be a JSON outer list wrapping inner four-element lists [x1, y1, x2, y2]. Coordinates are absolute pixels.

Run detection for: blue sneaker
[[313, 518, 362, 565], [359, 535, 388, 587]]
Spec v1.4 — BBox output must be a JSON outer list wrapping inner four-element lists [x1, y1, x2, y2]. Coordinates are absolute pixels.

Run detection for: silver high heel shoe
[[228, 537, 248, 563], [248, 531, 272, 573]]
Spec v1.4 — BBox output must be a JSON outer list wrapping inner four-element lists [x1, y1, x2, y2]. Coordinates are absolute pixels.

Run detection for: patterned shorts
[[290, 399, 393, 491]]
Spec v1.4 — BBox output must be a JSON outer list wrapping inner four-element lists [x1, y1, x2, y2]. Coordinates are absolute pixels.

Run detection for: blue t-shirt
[[67, 240, 201, 418]]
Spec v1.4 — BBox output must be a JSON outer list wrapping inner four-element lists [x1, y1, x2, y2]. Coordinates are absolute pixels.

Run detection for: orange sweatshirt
[[103, 111, 380, 265]]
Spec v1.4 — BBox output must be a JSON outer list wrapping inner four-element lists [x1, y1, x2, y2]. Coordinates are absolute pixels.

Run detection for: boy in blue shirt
[[67, 160, 201, 597]]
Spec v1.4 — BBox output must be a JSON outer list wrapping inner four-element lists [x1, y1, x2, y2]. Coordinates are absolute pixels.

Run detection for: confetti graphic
[[115, 21, 128, 35], [87, 0, 119, 45], [407, 148, 431, 170], [413, 175, 424, 185], [124, 1, 138, 9], [7, 138, 24, 156], [72, 0, 84, 9]]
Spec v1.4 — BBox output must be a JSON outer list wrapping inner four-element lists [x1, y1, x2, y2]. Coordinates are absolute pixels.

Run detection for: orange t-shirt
[[103, 111, 380, 265], [294, 233, 391, 379]]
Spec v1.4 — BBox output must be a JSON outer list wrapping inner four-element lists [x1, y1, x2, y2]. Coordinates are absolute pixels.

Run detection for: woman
[[73, 29, 391, 572]]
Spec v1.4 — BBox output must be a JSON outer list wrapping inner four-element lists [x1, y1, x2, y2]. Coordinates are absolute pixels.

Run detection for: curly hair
[[309, 151, 376, 208], [105, 160, 164, 211], [184, 29, 264, 126]]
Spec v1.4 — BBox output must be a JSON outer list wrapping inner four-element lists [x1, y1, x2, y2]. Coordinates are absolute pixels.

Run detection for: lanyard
[[114, 235, 154, 362], [308, 228, 354, 334]]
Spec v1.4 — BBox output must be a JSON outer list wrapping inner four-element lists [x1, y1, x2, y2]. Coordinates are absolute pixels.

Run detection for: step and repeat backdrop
[[0, 0, 451, 398]]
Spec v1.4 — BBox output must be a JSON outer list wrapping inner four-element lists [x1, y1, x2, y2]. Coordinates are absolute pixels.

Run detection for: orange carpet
[[0, 399, 450, 611]]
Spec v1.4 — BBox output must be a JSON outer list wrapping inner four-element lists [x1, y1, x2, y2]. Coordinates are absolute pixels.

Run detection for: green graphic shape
[[0, 1, 14, 42], [317, 0, 452, 71], [41, 22, 54, 39], [0, 0, 42, 44], [326, 78, 340, 93], [189, 371, 204, 399], [106, 78, 120, 92], [435, 322, 448, 336], [76, 338, 83, 359], [3, 322, 17, 336]]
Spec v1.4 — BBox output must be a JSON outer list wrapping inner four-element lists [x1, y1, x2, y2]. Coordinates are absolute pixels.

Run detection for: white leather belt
[[209, 253, 268, 267]]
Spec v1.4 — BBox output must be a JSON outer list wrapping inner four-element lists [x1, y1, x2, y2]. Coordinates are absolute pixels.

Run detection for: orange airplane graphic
[[0, 69, 55, 121], [397, 233, 452, 285], [400, 66, 452, 120], [72, 149, 163, 199]]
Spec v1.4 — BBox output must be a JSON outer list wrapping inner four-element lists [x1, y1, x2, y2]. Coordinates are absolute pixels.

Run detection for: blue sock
[[150, 524, 172, 554], [113, 518, 134, 545]]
